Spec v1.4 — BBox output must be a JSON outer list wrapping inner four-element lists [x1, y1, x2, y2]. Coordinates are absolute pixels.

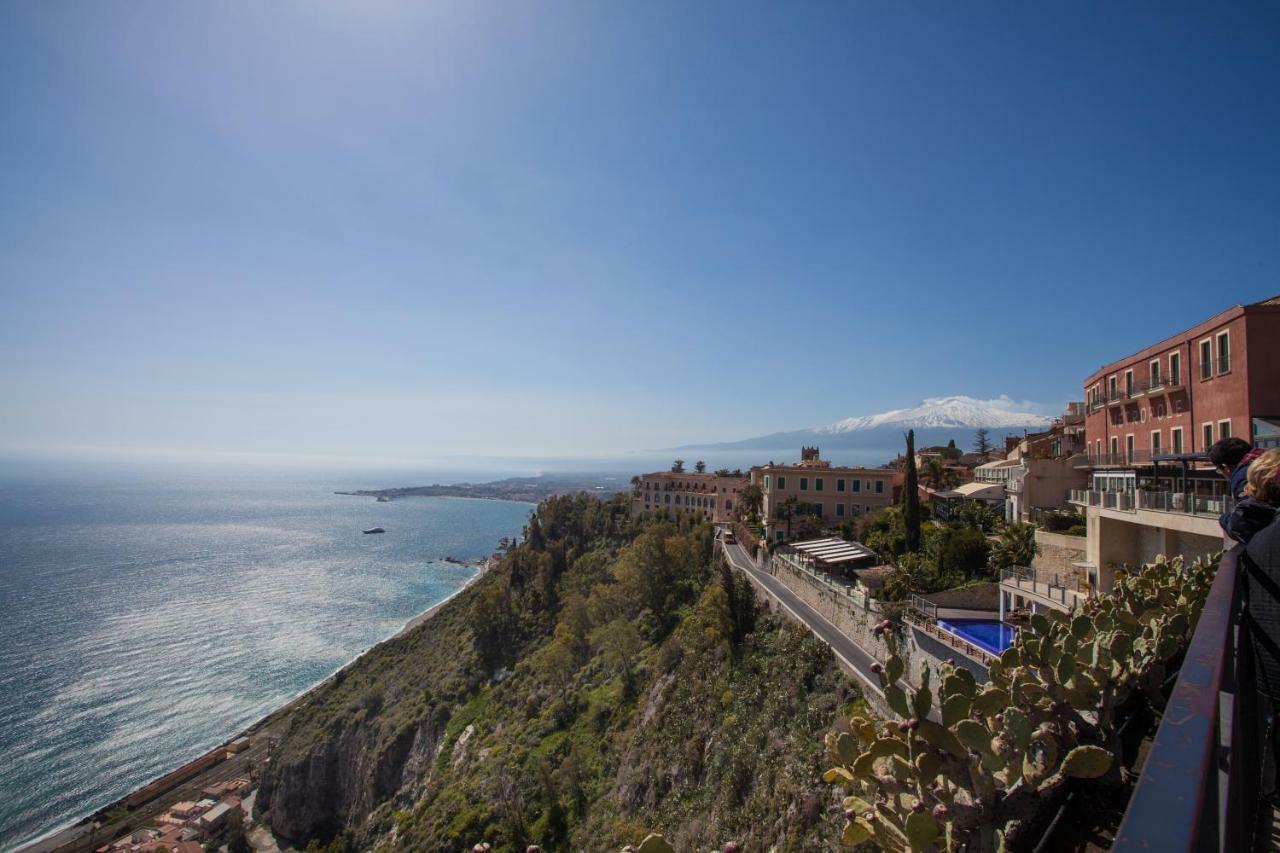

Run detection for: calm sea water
[[0, 469, 534, 851]]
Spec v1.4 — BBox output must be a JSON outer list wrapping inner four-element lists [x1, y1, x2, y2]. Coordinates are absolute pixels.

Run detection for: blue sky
[[2, 2, 1278, 463]]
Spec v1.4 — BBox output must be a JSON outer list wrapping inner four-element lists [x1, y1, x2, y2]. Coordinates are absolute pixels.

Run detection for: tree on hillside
[[714, 468, 732, 477], [903, 430, 922, 552], [671, 459, 685, 473], [973, 427, 991, 457], [694, 460, 706, 473]]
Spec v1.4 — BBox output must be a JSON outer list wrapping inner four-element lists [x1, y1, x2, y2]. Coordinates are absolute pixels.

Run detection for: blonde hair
[[1245, 449, 1280, 504]]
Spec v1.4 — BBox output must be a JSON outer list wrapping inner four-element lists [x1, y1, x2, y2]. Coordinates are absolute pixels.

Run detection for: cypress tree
[[904, 429, 922, 552]]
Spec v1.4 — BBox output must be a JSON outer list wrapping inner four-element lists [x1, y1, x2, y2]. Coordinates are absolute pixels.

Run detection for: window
[[851, 479, 861, 492], [1126, 434, 1135, 462], [1170, 351, 1181, 385], [1125, 369, 1134, 396], [1172, 427, 1183, 455], [836, 503, 845, 517], [1203, 422, 1214, 449], [837, 478, 845, 492], [1110, 436, 1119, 458], [1217, 331, 1231, 373], [1200, 339, 1213, 380], [1109, 375, 1118, 398], [764, 475, 770, 489], [1151, 430, 1162, 456], [1150, 359, 1162, 388], [800, 477, 808, 490], [875, 480, 884, 494], [665, 494, 671, 504], [1219, 420, 1232, 440], [815, 478, 824, 491], [776, 476, 784, 489]]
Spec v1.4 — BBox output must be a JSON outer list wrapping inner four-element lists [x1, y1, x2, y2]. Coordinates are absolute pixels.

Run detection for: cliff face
[[257, 495, 858, 851]]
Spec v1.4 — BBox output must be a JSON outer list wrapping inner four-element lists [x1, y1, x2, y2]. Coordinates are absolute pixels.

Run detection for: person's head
[[1245, 449, 1280, 505], [1209, 437, 1253, 477]]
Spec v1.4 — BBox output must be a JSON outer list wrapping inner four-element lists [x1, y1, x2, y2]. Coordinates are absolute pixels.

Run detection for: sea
[[0, 462, 535, 851]]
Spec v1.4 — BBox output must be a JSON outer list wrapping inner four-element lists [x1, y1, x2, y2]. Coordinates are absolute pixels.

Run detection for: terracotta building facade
[[632, 471, 748, 524], [751, 447, 902, 541]]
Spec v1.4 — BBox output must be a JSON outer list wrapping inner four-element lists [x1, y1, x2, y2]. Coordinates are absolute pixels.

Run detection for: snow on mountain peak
[[814, 396, 1055, 434]]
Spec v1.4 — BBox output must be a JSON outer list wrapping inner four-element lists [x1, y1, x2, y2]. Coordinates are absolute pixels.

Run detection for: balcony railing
[[1113, 548, 1257, 852], [1069, 489, 1235, 517], [1075, 448, 1205, 468]]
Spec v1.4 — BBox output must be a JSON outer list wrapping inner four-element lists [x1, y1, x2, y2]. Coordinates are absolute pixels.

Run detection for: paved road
[[722, 541, 884, 698]]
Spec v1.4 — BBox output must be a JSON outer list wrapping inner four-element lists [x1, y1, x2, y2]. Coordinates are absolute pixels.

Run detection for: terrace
[[998, 565, 1085, 614], [1069, 488, 1235, 518]]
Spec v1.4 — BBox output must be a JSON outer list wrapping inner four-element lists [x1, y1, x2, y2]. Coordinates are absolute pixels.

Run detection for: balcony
[[999, 566, 1084, 612], [1113, 548, 1265, 851], [1075, 449, 1164, 468], [1069, 488, 1235, 517]]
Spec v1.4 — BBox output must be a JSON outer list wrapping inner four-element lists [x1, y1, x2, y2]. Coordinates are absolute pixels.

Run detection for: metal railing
[[1069, 489, 1234, 517], [1113, 548, 1256, 852], [1000, 566, 1083, 608]]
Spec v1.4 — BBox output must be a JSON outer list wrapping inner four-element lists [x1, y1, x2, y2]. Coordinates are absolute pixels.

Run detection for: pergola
[[789, 537, 877, 568]]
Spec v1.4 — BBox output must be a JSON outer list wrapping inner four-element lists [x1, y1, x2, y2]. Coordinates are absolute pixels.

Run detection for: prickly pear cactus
[[824, 553, 1220, 851]]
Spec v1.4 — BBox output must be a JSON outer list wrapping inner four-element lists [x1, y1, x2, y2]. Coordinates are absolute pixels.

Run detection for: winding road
[[721, 540, 884, 698]]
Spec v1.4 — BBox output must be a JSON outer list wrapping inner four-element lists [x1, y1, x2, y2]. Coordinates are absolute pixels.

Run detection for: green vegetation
[[990, 522, 1037, 570], [824, 552, 1219, 851], [261, 494, 855, 851]]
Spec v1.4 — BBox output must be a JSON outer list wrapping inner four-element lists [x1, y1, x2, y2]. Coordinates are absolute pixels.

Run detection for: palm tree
[[920, 456, 959, 493], [992, 522, 1038, 569], [739, 483, 763, 522], [777, 495, 800, 539]]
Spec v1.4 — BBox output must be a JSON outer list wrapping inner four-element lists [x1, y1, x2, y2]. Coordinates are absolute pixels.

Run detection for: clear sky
[[2, 2, 1278, 464]]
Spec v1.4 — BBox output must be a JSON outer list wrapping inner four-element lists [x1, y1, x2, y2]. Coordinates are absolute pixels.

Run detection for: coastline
[[14, 556, 492, 853]]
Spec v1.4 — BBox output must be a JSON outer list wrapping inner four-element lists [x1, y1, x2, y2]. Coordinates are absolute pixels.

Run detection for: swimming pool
[[937, 618, 1017, 655]]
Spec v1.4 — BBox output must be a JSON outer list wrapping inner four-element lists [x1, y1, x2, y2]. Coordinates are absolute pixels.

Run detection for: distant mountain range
[[671, 396, 1056, 454]]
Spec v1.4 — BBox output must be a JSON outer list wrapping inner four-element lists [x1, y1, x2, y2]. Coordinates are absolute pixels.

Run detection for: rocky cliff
[[257, 495, 859, 851]]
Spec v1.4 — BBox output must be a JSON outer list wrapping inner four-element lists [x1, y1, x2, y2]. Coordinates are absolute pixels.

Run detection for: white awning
[[936, 482, 1006, 500], [791, 537, 877, 565]]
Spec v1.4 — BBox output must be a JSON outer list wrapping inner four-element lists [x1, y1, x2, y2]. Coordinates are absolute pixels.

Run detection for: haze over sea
[[0, 459, 535, 851]]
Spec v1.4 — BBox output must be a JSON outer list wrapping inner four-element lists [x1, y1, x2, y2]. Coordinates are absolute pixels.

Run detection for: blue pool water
[[938, 618, 1017, 655]]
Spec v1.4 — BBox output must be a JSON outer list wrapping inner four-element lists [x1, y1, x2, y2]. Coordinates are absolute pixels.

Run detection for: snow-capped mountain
[[670, 396, 1056, 456], [815, 396, 1053, 434]]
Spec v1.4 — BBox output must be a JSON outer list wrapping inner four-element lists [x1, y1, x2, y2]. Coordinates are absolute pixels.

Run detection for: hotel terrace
[[1072, 295, 1280, 589], [751, 447, 902, 541], [631, 470, 748, 524]]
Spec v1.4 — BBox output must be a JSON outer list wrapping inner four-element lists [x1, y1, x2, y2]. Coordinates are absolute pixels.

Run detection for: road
[[722, 541, 884, 698]]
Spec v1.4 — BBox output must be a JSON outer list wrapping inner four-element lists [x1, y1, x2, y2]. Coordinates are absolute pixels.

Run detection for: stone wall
[[766, 556, 985, 699], [1033, 529, 1086, 574]]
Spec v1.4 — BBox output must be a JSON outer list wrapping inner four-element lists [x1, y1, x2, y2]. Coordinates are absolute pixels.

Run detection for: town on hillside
[[629, 294, 1280, 846]]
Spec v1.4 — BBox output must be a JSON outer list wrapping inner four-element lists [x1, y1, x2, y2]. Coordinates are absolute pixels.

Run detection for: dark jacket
[[1222, 448, 1267, 531], [1245, 519, 1280, 700], [1228, 498, 1278, 545]]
